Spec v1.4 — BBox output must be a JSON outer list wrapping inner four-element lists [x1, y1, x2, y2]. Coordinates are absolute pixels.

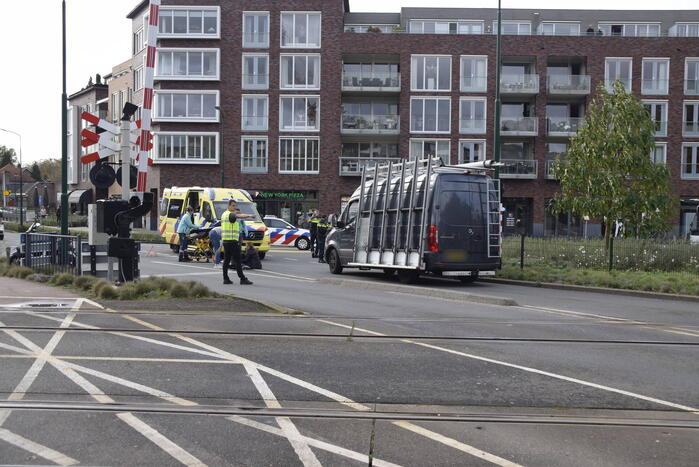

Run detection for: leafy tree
[[37, 158, 61, 182], [0, 145, 17, 167], [552, 80, 675, 248], [29, 162, 42, 181]]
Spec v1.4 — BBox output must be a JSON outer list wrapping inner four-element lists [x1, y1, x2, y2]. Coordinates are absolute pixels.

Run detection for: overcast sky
[[0, 0, 695, 165]]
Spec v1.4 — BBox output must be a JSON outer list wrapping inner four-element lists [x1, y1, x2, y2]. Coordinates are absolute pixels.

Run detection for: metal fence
[[502, 236, 699, 277], [22, 232, 82, 276]]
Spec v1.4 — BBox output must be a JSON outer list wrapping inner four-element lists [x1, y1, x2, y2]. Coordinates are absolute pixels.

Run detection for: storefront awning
[[68, 189, 93, 204]]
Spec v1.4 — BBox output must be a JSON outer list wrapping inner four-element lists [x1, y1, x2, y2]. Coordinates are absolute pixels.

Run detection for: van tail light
[[428, 225, 439, 252]]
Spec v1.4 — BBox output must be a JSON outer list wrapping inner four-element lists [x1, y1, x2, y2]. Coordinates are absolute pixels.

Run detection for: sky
[[0, 0, 696, 165]]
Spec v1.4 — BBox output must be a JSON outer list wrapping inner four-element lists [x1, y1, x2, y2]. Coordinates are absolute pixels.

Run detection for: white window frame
[[651, 142, 667, 165], [410, 97, 451, 134], [242, 53, 269, 90], [155, 48, 220, 81], [672, 22, 699, 37], [682, 143, 699, 179], [684, 101, 699, 136], [493, 21, 532, 35], [133, 27, 145, 55], [153, 90, 220, 122], [642, 58, 669, 95], [408, 19, 484, 35], [280, 12, 322, 49], [538, 21, 580, 36], [241, 94, 269, 131], [243, 11, 270, 48], [157, 6, 220, 39], [598, 22, 661, 37], [642, 100, 668, 137], [685, 58, 699, 95], [460, 55, 487, 92], [280, 54, 321, 90], [134, 66, 144, 91], [279, 95, 320, 132], [153, 132, 219, 164], [458, 140, 487, 164], [459, 97, 487, 134], [411, 55, 452, 92], [409, 138, 451, 164], [241, 136, 269, 173], [278, 137, 320, 174], [605, 57, 633, 92]]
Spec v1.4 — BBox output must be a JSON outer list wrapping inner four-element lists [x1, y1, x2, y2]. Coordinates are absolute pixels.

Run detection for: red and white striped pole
[[136, 0, 160, 193]]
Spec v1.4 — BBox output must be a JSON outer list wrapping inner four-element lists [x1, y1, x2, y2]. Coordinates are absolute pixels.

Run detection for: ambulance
[[159, 187, 270, 259]]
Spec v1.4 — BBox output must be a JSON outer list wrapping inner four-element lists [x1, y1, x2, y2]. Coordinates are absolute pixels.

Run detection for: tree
[[552, 80, 675, 248], [29, 161, 42, 181], [0, 145, 17, 167], [36, 158, 61, 182]]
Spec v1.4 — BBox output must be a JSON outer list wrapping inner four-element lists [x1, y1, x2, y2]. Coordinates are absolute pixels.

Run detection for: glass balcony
[[641, 79, 669, 95], [685, 79, 699, 95], [547, 75, 591, 95], [459, 119, 487, 134], [499, 159, 538, 179], [684, 121, 699, 137], [500, 74, 539, 94], [242, 32, 269, 48], [241, 116, 267, 131], [342, 72, 401, 92], [545, 159, 561, 180], [339, 157, 402, 176], [501, 117, 538, 136], [242, 74, 269, 90], [460, 76, 487, 93], [341, 114, 400, 134], [547, 117, 583, 137]]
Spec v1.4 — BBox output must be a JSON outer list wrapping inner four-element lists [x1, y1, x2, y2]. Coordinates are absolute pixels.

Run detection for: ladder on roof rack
[[487, 179, 502, 258]]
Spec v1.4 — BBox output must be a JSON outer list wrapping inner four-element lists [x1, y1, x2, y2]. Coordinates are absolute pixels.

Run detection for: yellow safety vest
[[221, 210, 240, 242], [310, 217, 320, 225]]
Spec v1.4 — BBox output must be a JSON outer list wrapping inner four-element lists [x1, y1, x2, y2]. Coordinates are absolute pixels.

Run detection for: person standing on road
[[309, 210, 320, 257], [221, 200, 254, 285], [177, 206, 196, 262], [208, 224, 222, 268], [315, 214, 331, 263]]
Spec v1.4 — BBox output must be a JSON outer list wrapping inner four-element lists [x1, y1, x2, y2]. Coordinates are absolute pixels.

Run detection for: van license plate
[[444, 250, 467, 261]]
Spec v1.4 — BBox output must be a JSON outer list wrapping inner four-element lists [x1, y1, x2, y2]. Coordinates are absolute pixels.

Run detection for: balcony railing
[[684, 121, 699, 136], [242, 74, 269, 90], [242, 32, 269, 48], [501, 74, 539, 94], [499, 159, 538, 179], [459, 119, 487, 134], [460, 76, 487, 93], [547, 75, 591, 95], [685, 80, 699, 95], [641, 79, 669, 95], [652, 120, 668, 136], [342, 72, 401, 92], [339, 157, 402, 176], [242, 116, 268, 131], [545, 160, 560, 180], [341, 114, 400, 134], [547, 117, 583, 137], [501, 117, 538, 136]]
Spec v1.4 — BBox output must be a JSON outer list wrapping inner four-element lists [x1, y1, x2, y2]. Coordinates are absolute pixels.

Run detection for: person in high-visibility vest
[[315, 215, 332, 263], [221, 200, 254, 285], [309, 210, 320, 257]]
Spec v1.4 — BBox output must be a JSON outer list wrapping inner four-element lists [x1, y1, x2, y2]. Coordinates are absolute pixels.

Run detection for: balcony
[[684, 121, 699, 137], [685, 79, 699, 96], [341, 114, 400, 135], [342, 72, 401, 92], [641, 79, 669, 95], [547, 117, 583, 137], [499, 159, 538, 179], [545, 160, 560, 180], [652, 120, 668, 136], [501, 74, 539, 95], [242, 74, 269, 90], [547, 75, 591, 95], [459, 119, 487, 135], [460, 76, 487, 93], [339, 157, 402, 176], [501, 117, 538, 136]]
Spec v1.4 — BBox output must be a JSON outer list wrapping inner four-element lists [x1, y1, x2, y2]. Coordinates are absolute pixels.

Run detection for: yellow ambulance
[[159, 187, 271, 258]]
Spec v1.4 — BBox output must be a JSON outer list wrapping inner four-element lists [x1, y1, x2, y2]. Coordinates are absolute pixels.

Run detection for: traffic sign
[[2, 190, 11, 196], [81, 111, 119, 135]]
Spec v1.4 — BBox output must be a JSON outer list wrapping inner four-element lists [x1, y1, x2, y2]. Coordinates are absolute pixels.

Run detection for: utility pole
[[493, 0, 503, 182], [60, 0, 69, 235]]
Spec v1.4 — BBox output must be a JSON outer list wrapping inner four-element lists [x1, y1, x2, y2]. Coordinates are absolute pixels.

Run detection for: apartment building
[[119, 1, 699, 235]]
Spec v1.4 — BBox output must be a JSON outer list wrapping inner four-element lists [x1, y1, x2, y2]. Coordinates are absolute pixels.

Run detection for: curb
[[482, 277, 699, 303], [319, 277, 518, 307], [227, 294, 306, 315]]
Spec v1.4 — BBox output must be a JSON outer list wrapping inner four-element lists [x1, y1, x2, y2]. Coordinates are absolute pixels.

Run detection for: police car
[[263, 216, 311, 250]]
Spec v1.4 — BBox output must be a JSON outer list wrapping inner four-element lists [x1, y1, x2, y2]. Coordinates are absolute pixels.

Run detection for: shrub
[[97, 284, 119, 300], [6, 266, 34, 279], [190, 283, 211, 298], [170, 283, 189, 298], [27, 273, 50, 283], [50, 273, 75, 286], [135, 280, 156, 296], [118, 283, 139, 300], [73, 275, 98, 291], [92, 279, 111, 296]]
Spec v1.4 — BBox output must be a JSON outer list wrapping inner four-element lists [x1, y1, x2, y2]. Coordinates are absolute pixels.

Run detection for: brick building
[[100, 2, 699, 234]]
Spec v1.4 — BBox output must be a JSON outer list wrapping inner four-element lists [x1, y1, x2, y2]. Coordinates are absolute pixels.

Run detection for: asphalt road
[[1, 233, 698, 466]]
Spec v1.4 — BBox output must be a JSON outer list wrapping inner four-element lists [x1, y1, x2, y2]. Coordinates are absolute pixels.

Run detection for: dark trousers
[[315, 232, 327, 259], [310, 231, 317, 253], [222, 240, 246, 281]]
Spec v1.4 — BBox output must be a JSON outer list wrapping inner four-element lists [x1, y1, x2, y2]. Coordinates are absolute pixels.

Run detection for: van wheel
[[459, 273, 478, 284], [258, 252, 266, 260], [327, 249, 343, 274], [382, 268, 396, 277], [397, 270, 419, 284], [170, 244, 179, 253], [295, 237, 310, 250]]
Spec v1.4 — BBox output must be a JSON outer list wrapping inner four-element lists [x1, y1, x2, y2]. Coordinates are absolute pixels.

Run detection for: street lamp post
[[0, 128, 23, 229], [60, 0, 69, 236], [215, 105, 225, 187]]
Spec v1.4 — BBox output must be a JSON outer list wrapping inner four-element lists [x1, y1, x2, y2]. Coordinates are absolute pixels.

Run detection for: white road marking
[[152, 261, 315, 282], [146, 272, 220, 278], [244, 363, 321, 467], [251, 269, 316, 281], [318, 319, 699, 414], [0, 428, 78, 466], [229, 415, 402, 467]]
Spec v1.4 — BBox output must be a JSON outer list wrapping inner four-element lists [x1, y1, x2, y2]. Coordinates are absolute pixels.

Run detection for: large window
[[242, 54, 269, 90], [156, 49, 219, 80], [410, 97, 450, 133], [155, 133, 218, 163], [460, 56, 487, 92], [280, 96, 319, 131], [155, 91, 218, 122], [598, 23, 660, 37], [134, 66, 143, 91], [281, 12, 321, 48], [459, 98, 486, 134], [411, 55, 451, 91], [605, 58, 632, 92], [643, 101, 668, 136], [409, 139, 450, 164], [538, 22, 580, 36], [243, 12, 269, 48], [341, 102, 399, 131], [409, 20, 483, 35], [684, 102, 699, 136], [241, 137, 268, 173], [671, 23, 699, 37], [158, 7, 219, 37], [686, 59, 699, 95], [493, 21, 531, 35], [341, 142, 399, 159], [242, 95, 268, 131], [279, 137, 319, 173], [642, 59, 669, 95], [458, 140, 486, 163], [651, 143, 666, 165], [280, 55, 321, 89], [682, 144, 699, 179]]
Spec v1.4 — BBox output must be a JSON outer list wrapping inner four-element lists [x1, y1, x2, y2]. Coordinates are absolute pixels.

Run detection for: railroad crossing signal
[[79, 111, 153, 165]]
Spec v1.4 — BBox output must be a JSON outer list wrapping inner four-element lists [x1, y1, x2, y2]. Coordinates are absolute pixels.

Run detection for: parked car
[[263, 216, 311, 250]]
